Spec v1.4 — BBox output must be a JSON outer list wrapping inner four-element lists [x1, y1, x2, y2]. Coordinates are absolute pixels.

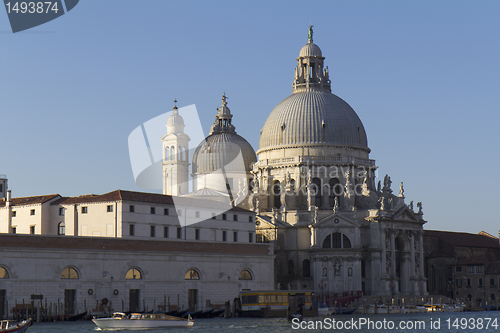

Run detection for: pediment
[[392, 206, 419, 222], [315, 213, 360, 228]]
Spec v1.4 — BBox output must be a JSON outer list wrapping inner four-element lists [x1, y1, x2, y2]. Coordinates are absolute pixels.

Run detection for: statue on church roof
[[399, 182, 404, 198], [221, 93, 228, 107], [308, 25, 314, 42], [417, 202, 423, 214]]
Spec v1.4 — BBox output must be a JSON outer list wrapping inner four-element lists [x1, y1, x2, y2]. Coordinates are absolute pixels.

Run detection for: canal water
[[25, 311, 500, 332]]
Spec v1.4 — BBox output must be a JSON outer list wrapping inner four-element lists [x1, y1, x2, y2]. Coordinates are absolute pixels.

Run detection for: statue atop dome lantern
[[308, 25, 314, 42]]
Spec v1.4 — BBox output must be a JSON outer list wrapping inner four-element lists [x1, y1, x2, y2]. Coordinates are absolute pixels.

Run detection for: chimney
[[6, 190, 11, 208]]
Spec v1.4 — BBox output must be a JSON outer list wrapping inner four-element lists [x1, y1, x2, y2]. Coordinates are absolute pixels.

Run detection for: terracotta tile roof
[[0, 234, 270, 255], [486, 261, 500, 275], [426, 250, 454, 259], [453, 257, 489, 265], [50, 190, 251, 212], [424, 230, 499, 249], [0, 194, 60, 208]]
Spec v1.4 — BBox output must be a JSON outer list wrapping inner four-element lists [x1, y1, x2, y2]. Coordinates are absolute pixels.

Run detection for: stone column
[[410, 232, 416, 295], [391, 232, 396, 277], [381, 229, 387, 277], [419, 232, 427, 294], [370, 252, 381, 294]]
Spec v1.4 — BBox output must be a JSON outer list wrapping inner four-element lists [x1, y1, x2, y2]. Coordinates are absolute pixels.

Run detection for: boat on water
[[238, 290, 317, 317], [0, 319, 32, 333], [92, 312, 194, 330]]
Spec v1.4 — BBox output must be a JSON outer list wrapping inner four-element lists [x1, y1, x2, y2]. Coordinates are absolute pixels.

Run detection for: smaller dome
[[192, 133, 256, 175], [299, 41, 322, 58], [167, 107, 184, 126]]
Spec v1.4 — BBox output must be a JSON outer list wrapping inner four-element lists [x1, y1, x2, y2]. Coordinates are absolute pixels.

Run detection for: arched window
[[182, 146, 186, 161], [0, 267, 9, 279], [303, 259, 310, 277], [126, 268, 142, 280], [239, 270, 252, 280], [328, 178, 340, 207], [322, 232, 352, 249], [312, 178, 322, 208], [61, 267, 79, 279], [184, 269, 200, 280], [288, 259, 294, 275], [170, 146, 175, 160], [178, 146, 182, 160], [165, 147, 169, 161], [290, 179, 296, 191], [273, 181, 281, 209], [58, 222, 65, 235]]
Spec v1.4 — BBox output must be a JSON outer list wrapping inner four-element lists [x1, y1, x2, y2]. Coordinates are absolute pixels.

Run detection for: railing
[[263, 156, 375, 166]]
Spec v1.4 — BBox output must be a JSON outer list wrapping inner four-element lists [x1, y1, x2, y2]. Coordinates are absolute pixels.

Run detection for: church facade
[[250, 29, 428, 297], [161, 28, 429, 297]]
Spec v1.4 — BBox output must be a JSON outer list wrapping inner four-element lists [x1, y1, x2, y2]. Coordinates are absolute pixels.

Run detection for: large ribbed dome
[[192, 133, 256, 174], [258, 91, 368, 152]]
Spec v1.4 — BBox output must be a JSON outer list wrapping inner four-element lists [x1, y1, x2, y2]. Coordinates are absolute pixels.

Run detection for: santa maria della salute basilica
[[165, 28, 428, 297], [0, 29, 429, 317]]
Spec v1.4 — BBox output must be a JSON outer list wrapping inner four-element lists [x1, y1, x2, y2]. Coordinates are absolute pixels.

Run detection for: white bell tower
[[0, 174, 7, 200], [161, 100, 190, 196]]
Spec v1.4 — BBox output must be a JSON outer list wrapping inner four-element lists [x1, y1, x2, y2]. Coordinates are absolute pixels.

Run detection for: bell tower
[[161, 100, 190, 196]]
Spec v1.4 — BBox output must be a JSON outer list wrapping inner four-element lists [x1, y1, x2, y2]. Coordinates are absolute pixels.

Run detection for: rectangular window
[[195, 211, 200, 218], [129, 205, 135, 213], [222, 230, 227, 242], [249, 216, 253, 223], [467, 294, 472, 301], [467, 278, 471, 287], [233, 214, 238, 221], [30, 209, 35, 216], [59, 207, 64, 216], [164, 226, 169, 238], [11, 211, 16, 217], [233, 231, 238, 242], [129, 224, 135, 236], [30, 226, 35, 234], [492, 294, 496, 301], [479, 278, 484, 287], [11, 227, 16, 234], [456, 279, 462, 288], [222, 214, 227, 220], [150, 225, 155, 237], [164, 208, 169, 215], [195, 228, 200, 240], [477, 265, 484, 274], [150, 207, 156, 214], [177, 227, 182, 239], [249, 233, 253, 243], [81, 206, 88, 214], [490, 278, 495, 287], [0, 184, 2, 192], [107, 205, 113, 212], [456, 266, 462, 273]]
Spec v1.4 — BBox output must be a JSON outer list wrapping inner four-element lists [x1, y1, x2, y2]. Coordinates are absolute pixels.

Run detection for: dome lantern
[[166, 99, 185, 135], [293, 27, 331, 94]]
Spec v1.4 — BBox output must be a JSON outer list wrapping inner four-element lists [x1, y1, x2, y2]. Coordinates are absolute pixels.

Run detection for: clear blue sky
[[1, 1, 499, 236]]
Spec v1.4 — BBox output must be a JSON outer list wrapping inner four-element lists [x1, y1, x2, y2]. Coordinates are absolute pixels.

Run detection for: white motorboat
[[92, 312, 194, 330], [0, 319, 32, 333]]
